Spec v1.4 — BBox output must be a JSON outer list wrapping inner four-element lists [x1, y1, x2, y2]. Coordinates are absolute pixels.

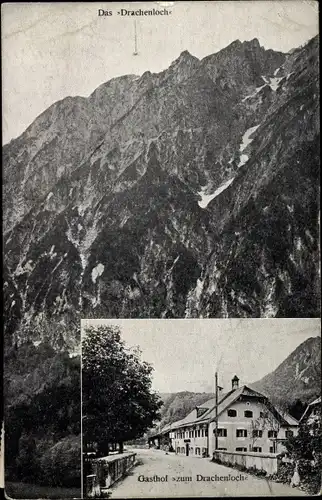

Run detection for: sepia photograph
[[2, 1, 320, 498], [81, 318, 321, 497]]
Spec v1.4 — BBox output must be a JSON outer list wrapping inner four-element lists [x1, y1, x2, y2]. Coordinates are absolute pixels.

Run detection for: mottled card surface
[[2, 1, 320, 498]]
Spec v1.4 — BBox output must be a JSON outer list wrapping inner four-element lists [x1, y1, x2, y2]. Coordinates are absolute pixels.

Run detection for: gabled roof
[[164, 392, 229, 431], [198, 385, 265, 423], [274, 406, 299, 426], [160, 385, 298, 433], [196, 397, 217, 409], [299, 396, 321, 422], [308, 396, 321, 406]]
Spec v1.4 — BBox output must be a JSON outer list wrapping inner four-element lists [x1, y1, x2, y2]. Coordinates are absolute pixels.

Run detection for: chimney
[[232, 375, 239, 391]]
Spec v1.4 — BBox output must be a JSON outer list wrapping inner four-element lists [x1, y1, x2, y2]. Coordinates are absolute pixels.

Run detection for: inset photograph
[[81, 318, 321, 498]]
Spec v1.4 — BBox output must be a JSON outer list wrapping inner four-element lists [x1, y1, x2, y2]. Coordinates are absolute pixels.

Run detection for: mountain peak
[[251, 336, 321, 404], [171, 50, 200, 66], [248, 37, 260, 47]]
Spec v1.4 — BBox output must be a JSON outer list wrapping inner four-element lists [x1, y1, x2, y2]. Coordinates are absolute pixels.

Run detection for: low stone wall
[[213, 450, 280, 475], [86, 452, 136, 497]]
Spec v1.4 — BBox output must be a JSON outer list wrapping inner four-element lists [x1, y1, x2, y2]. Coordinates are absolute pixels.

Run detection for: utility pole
[[215, 371, 219, 451]]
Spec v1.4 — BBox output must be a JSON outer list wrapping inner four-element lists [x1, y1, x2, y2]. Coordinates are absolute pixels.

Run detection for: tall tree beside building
[[284, 416, 322, 494], [82, 325, 162, 455]]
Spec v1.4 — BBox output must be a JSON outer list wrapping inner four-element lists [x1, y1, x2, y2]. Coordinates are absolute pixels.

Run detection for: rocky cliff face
[[251, 336, 321, 404], [3, 36, 320, 349]]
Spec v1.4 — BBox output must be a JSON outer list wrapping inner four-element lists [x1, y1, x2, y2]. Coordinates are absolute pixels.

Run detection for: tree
[[288, 399, 308, 421], [250, 401, 289, 452], [285, 418, 322, 462], [82, 325, 162, 456], [284, 417, 322, 494]]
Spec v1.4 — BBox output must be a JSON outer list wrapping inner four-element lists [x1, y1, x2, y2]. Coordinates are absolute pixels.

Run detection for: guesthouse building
[[151, 376, 299, 458]]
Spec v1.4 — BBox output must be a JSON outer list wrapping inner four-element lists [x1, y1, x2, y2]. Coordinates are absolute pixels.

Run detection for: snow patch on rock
[[236, 125, 260, 168], [269, 76, 283, 91], [261, 74, 283, 91], [198, 177, 235, 208], [242, 84, 266, 102], [240, 125, 260, 153], [91, 263, 105, 283], [238, 154, 249, 168]]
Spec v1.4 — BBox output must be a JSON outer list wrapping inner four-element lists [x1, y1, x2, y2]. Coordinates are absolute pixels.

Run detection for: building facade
[[152, 376, 299, 458]]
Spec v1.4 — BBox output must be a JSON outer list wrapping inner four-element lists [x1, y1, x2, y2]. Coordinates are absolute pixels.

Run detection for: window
[[269, 447, 274, 453], [205, 428, 208, 437], [285, 430, 294, 438], [216, 428, 227, 437], [196, 408, 207, 418], [227, 409, 237, 417], [194, 430, 197, 438], [252, 447, 262, 453], [244, 410, 253, 418], [201, 429, 204, 437], [236, 429, 247, 438], [236, 447, 247, 452], [252, 430, 263, 438], [218, 448, 227, 451], [268, 430, 278, 438]]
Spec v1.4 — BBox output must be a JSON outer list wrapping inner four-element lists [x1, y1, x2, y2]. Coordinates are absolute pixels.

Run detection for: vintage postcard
[[2, 1, 320, 498]]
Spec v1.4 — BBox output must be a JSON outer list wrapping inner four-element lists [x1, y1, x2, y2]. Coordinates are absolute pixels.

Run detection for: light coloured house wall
[[214, 450, 280, 476], [173, 424, 208, 457], [208, 400, 295, 456]]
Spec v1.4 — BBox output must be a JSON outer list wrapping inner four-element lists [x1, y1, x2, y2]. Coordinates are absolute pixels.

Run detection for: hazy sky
[[82, 318, 321, 394], [1, 1, 318, 144]]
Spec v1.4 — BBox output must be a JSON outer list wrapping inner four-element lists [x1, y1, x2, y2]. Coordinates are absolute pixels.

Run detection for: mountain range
[[251, 335, 321, 404], [156, 336, 321, 428], [3, 36, 320, 352]]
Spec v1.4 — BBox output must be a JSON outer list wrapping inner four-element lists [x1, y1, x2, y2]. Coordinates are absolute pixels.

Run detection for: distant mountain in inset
[[155, 336, 321, 429], [251, 336, 321, 404], [157, 391, 215, 427]]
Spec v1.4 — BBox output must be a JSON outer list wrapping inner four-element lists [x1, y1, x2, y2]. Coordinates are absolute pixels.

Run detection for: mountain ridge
[[250, 336, 321, 404], [3, 35, 320, 352]]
